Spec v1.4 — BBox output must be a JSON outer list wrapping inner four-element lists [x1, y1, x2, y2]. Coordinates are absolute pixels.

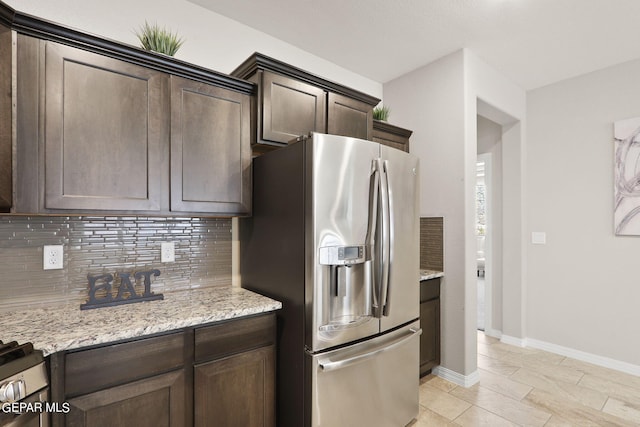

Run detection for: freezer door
[[309, 321, 421, 427], [379, 145, 420, 331], [308, 134, 381, 351]]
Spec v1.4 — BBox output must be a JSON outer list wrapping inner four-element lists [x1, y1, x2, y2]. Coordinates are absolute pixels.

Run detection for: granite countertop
[[1, 286, 281, 356], [420, 269, 444, 281]]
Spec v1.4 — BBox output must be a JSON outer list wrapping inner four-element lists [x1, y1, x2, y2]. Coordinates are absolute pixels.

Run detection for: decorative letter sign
[[81, 269, 163, 310]]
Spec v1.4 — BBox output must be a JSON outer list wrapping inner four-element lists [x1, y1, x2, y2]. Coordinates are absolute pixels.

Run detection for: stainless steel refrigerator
[[241, 132, 420, 427]]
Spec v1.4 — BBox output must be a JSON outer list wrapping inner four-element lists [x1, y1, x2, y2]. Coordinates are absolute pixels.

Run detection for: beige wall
[[384, 50, 469, 377], [527, 58, 640, 367], [384, 49, 526, 383]]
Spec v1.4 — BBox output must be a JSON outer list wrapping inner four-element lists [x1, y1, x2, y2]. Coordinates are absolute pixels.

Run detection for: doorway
[[476, 158, 487, 331], [476, 114, 502, 336]]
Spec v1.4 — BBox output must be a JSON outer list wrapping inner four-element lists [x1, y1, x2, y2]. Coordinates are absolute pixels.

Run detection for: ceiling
[[188, 0, 640, 91]]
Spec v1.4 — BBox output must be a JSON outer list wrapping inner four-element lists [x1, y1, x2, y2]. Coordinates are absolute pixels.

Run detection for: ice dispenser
[[318, 245, 373, 333]]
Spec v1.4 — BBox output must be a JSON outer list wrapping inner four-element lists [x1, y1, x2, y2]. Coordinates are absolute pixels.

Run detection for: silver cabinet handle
[[318, 328, 422, 372]]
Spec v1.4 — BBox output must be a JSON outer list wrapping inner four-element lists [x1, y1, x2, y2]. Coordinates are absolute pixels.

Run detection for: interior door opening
[[476, 113, 501, 336], [476, 159, 487, 331]]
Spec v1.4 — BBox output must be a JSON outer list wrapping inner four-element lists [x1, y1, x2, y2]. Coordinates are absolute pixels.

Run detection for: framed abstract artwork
[[614, 117, 640, 235]]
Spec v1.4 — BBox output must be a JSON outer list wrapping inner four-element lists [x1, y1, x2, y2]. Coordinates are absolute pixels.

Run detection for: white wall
[[527, 58, 640, 367], [6, 0, 382, 98]]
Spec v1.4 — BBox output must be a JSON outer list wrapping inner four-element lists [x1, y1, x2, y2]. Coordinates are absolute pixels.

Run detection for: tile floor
[[414, 331, 640, 426]]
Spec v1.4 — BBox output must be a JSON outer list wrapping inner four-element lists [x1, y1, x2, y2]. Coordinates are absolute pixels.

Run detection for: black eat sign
[[80, 269, 164, 310]]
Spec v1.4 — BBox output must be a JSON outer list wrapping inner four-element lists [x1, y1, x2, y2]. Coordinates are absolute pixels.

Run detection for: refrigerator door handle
[[366, 160, 380, 249], [367, 159, 381, 313], [379, 159, 391, 316], [318, 328, 422, 372]]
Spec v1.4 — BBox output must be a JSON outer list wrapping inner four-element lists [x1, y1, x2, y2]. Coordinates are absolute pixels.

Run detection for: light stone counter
[[420, 269, 444, 281], [1, 286, 281, 356]]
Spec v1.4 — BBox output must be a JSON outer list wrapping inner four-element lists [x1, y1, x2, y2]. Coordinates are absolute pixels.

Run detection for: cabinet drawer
[[195, 313, 275, 363], [65, 331, 185, 397]]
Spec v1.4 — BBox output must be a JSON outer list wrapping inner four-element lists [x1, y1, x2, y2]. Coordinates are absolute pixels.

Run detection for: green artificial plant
[[135, 21, 185, 56], [373, 105, 391, 121]]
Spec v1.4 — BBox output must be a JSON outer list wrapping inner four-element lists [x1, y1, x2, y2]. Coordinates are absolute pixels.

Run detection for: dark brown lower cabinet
[[420, 278, 441, 376], [0, 24, 11, 211], [194, 346, 275, 427], [50, 313, 276, 427], [66, 370, 186, 427]]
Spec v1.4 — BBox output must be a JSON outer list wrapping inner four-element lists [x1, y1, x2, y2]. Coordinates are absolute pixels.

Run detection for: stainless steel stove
[[0, 341, 48, 427]]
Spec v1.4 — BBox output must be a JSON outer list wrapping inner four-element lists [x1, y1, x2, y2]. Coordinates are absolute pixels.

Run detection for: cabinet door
[[0, 25, 11, 211], [327, 92, 372, 140], [171, 76, 251, 214], [44, 42, 168, 211], [66, 369, 187, 427], [194, 346, 275, 427], [261, 71, 326, 145], [419, 299, 440, 375]]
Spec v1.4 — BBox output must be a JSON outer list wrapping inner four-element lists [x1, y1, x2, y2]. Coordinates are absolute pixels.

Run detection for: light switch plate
[[161, 242, 175, 263], [43, 245, 64, 270], [531, 232, 546, 245]]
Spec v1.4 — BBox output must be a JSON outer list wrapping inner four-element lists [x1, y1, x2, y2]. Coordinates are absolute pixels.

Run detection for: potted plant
[[373, 105, 391, 122], [135, 21, 185, 57]]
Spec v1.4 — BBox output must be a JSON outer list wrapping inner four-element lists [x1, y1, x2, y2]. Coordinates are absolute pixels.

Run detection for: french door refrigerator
[[241, 132, 420, 427]]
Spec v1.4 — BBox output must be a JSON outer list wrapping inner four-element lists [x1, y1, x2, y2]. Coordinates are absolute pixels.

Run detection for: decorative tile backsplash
[[0, 216, 232, 312], [420, 217, 444, 271]]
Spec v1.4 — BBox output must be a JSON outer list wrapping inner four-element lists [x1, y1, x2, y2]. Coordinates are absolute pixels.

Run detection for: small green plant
[[135, 21, 184, 56], [373, 105, 391, 121]]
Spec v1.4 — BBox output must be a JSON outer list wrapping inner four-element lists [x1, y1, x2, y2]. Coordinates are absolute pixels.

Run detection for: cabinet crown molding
[[373, 120, 413, 138], [0, 0, 255, 95], [231, 52, 380, 107]]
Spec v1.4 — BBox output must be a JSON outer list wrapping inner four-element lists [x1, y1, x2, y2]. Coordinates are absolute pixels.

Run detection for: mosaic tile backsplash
[[420, 217, 444, 271], [0, 216, 232, 312]]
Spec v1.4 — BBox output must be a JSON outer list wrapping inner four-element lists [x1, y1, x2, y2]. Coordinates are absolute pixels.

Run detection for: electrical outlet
[[161, 242, 175, 263], [43, 245, 64, 270]]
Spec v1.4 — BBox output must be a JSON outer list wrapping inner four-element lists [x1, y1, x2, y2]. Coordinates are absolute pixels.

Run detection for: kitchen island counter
[[1, 286, 281, 356]]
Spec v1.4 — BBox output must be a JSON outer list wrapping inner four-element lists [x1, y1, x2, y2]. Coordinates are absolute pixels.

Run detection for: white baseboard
[[500, 334, 527, 348], [483, 328, 502, 340], [526, 338, 640, 377], [433, 366, 480, 388]]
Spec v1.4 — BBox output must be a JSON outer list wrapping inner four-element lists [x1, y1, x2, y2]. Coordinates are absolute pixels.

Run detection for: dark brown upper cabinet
[[260, 71, 326, 145], [43, 42, 167, 212], [1, 0, 255, 217], [372, 120, 413, 153], [328, 92, 373, 141], [170, 76, 251, 214], [231, 53, 380, 153]]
